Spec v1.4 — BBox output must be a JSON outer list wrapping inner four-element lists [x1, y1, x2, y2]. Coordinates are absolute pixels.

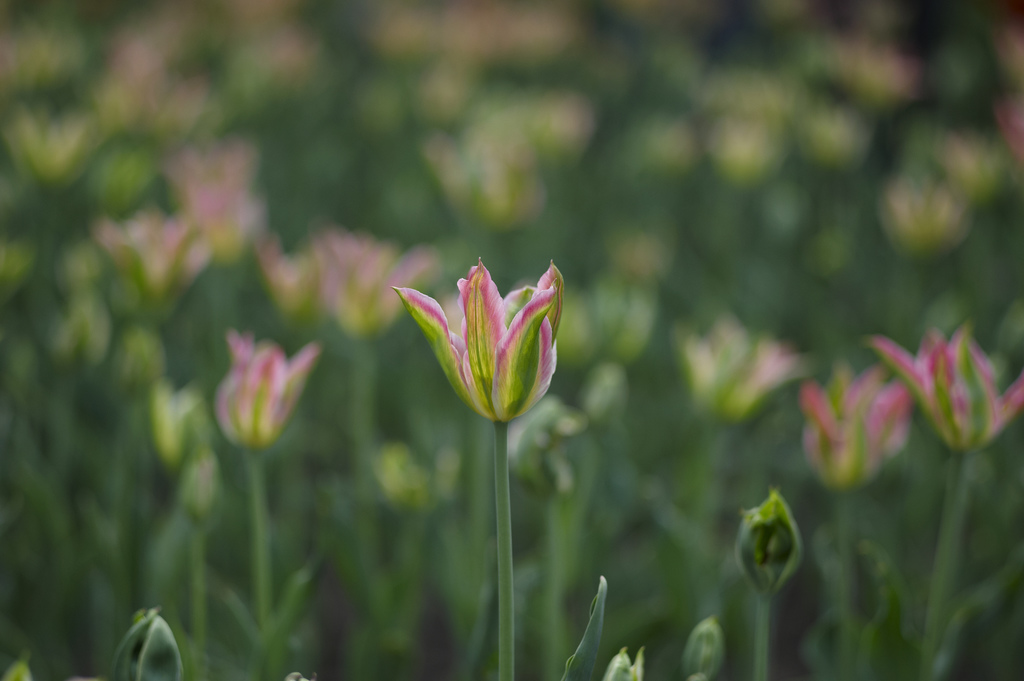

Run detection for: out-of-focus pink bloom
[[676, 315, 807, 422], [395, 259, 563, 422], [871, 326, 1024, 451], [880, 177, 968, 257], [256, 235, 321, 323], [215, 330, 320, 450], [832, 38, 921, 110], [995, 98, 1024, 164], [165, 140, 266, 263], [314, 228, 439, 337], [800, 364, 912, 490], [94, 209, 209, 304]]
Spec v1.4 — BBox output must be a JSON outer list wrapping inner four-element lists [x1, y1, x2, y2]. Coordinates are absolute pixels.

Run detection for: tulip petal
[[1000, 368, 1024, 425], [492, 288, 556, 421], [503, 286, 535, 326], [395, 286, 476, 413], [458, 260, 506, 412], [536, 261, 564, 339], [869, 335, 929, 404], [799, 381, 840, 443]]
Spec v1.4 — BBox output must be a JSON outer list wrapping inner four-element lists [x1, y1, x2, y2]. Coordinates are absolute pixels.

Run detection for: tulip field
[[5, 1, 1024, 680]]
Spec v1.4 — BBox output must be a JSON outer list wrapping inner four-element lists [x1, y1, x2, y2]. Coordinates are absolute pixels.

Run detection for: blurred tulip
[[702, 69, 795, 130], [58, 242, 103, 294], [592, 279, 658, 362], [374, 442, 431, 510], [315, 228, 439, 337], [0, 659, 31, 681], [682, 616, 725, 681], [509, 396, 586, 497], [581, 363, 629, 425], [417, 61, 474, 125], [51, 290, 110, 366], [996, 24, 1024, 91], [150, 379, 208, 472], [3, 107, 97, 185], [257, 235, 322, 323], [880, 177, 968, 256], [940, 132, 1004, 205], [0, 238, 34, 305], [0, 24, 83, 90], [111, 609, 182, 681], [797, 103, 870, 169], [626, 117, 699, 176], [736, 489, 803, 595], [709, 117, 783, 186], [215, 330, 321, 450], [676, 316, 806, 422], [92, 147, 157, 217], [396, 259, 562, 422], [871, 326, 1024, 451], [601, 647, 644, 681], [165, 140, 266, 263], [94, 209, 209, 306], [181, 445, 220, 523], [118, 326, 166, 392], [800, 364, 912, 490], [831, 38, 920, 110]]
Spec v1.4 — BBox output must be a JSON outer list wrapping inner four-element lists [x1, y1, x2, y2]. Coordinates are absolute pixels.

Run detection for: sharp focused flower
[[800, 364, 912, 490], [257, 235, 322, 323], [315, 228, 439, 337], [396, 259, 562, 422], [676, 316, 806, 422], [94, 209, 209, 305], [871, 326, 1024, 451], [215, 330, 321, 450], [165, 140, 266, 263]]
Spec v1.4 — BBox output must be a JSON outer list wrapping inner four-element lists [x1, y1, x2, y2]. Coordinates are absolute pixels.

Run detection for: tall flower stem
[[919, 451, 973, 681], [248, 452, 271, 632], [754, 594, 771, 681], [191, 528, 207, 681], [493, 420, 514, 681], [837, 492, 854, 681]]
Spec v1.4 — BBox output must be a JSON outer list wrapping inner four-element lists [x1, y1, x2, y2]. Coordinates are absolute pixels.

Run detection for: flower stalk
[[191, 529, 208, 681], [248, 451, 271, 632], [755, 595, 771, 681], [494, 420, 514, 681]]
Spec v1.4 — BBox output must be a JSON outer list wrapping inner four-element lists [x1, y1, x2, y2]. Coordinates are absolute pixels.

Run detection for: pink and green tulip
[[215, 330, 321, 450], [395, 259, 563, 422], [800, 364, 912, 490], [256, 235, 322, 323], [871, 326, 1024, 451]]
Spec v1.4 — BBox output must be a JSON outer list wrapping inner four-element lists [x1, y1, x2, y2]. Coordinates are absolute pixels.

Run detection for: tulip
[[871, 325, 1024, 680], [181, 445, 219, 524], [257, 235, 322, 323], [396, 259, 562, 423], [215, 330, 321, 451], [164, 140, 266, 263], [509, 395, 585, 498], [315, 228, 439, 337], [3, 107, 97, 185], [111, 609, 182, 681], [683, 616, 725, 681], [797, 103, 870, 170], [879, 177, 968, 257], [870, 326, 1024, 451], [94, 209, 209, 307], [677, 315, 806, 422], [831, 38, 920, 110], [601, 648, 644, 681], [939, 132, 1003, 205], [708, 117, 783, 186], [0, 659, 31, 681], [150, 379, 208, 473], [800, 364, 912, 491], [996, 24, 1024, 91]]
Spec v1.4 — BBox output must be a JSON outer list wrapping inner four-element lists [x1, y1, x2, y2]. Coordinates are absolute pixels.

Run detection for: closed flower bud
[[150, 380, 208, 473], [284, 674, 316, 681], [939, 132, 1003, 206], [1, 658, 31, 681], [881, 177, 969, 257], [118, 326, 166, 392], [601, 647, 644, 681], [509, 396, 586, 497], [682, 616, 725, 680], [181, 445, 219, 523], [736, 490, 803, 595], [111, 609, 182, 681]]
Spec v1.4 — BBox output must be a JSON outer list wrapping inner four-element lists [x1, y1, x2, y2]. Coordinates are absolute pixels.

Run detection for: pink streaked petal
[[516, 323, 557, 419], [999, 368, 1024, 425], [227, 329, 255, 365], [502, 285, 535, 327], [457, 259, 506, 409], [799, 381, 841, 443], [869, 382, 913, 456], [842, 366, 886, 416], [869, 335, 929, 402], [491, 289, 556, 421], [215, 376, 238, 444]]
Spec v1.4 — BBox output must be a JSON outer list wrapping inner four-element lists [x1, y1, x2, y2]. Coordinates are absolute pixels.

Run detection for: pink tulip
[[94, 209, 209, 304], [871, 326, 1024, 451], [256, 235, 322, 322], [216, 330, 321, 450], [800, 364, 912, 490], [395, 259, 562, 422], [314, 227, 438, 337]]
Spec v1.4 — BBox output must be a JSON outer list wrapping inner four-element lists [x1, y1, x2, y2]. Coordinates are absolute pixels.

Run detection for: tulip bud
[[111, 609, 183, 681], [509, 396, 586, 497], [1, 658, 31, 681], [3, 107, 97, 185], [939, 132, 1003, 206], [181, 445, 219, 523], [709, 117, 783, 186], [736, 490, 803, 595], [581, 362, 628, 425], [0, 238, 34, 305], [257, 236, 322, 324], [682, 616, 725, 680], [150, 380, 208, 473], [880, 177, 968, 257], [601, 647, 644, 681], [374, 442, 431, 510], [118, 326, 166, 392], [593, 279, 657, 363], [797, 104, 869, 170]]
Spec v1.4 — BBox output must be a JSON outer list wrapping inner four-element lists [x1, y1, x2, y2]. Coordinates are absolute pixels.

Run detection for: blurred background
[[2, 0, 1024, 679]]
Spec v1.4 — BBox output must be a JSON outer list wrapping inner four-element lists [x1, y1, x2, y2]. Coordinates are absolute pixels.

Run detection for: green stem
[[544, 495, 567, 681], [837, 492, 854, 681], [754, 595, 771, 681], [494, 420, 514, 681], [919, 451, 973, 681], [248, 452, 271, 633], [191, 529, 207, 681]]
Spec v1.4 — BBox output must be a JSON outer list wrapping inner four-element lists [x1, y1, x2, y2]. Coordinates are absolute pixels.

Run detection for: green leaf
[[561, 576, 608, 681]]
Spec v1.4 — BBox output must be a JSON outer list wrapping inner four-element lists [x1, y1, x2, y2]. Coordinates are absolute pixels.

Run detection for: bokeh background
[[2, 0, 1024, 679]]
